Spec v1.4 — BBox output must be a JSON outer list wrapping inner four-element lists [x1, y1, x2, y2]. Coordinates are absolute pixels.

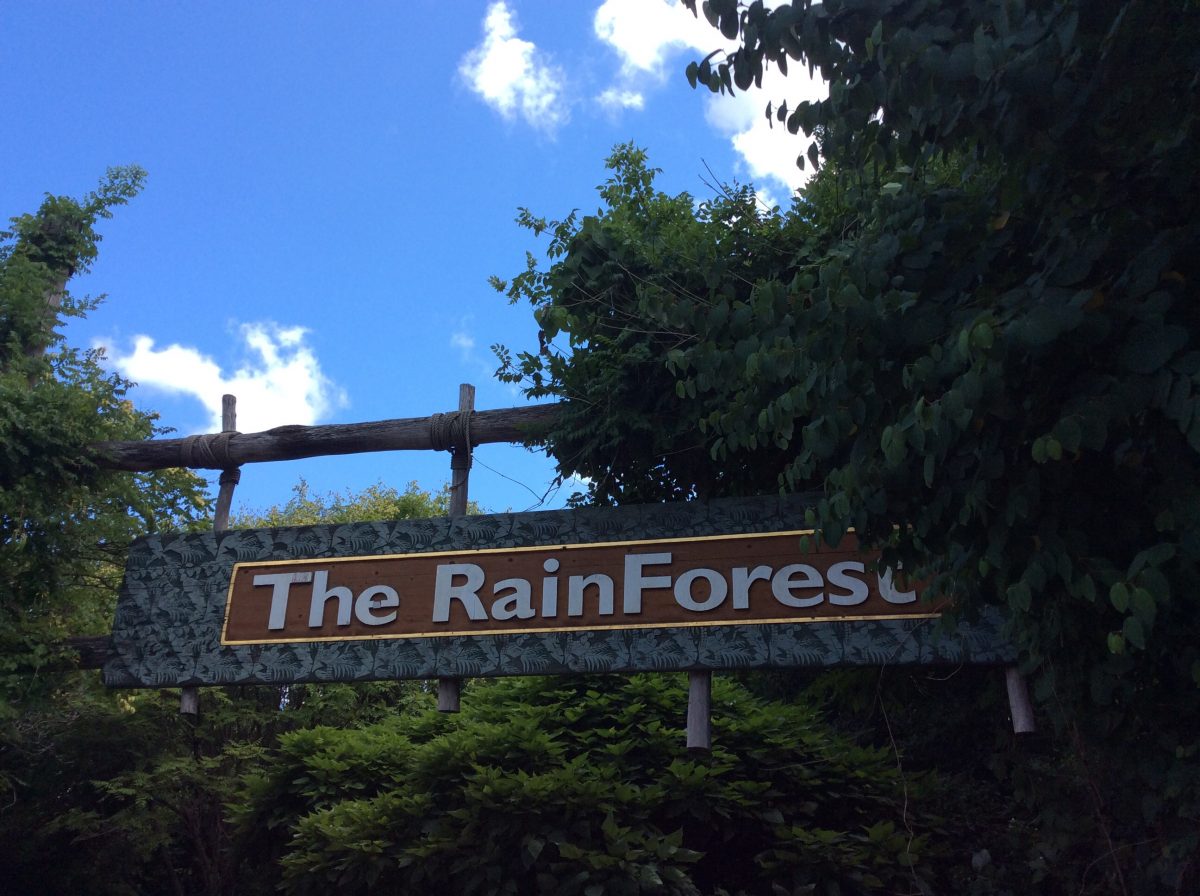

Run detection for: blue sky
[[2, 0, 822, 516]]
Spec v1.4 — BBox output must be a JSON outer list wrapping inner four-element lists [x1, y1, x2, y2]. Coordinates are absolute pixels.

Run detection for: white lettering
[[355, 584, 399, 626], [309, 570, 353, 627], [433, 563, 488, 622], [674, 568, 727, 612], [623, 552, 672, 614], [541, 571, 558, 618], [878, 567, 917, 604], [827, 561, 869, 606], [771, 564, 824, 608], [731, 565, 771, 610], [568, 574, 615, 617], [492, 578, 535, 620], [253, 571, 313, 630]]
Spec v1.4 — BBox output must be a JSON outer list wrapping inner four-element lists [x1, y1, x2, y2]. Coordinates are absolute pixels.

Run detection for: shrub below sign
[[236, 674, 967, 895]]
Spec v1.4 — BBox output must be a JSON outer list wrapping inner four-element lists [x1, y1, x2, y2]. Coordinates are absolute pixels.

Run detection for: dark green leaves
[[258, 675, 939, 895], [1120, 321, 1188, 374], [510, 0, 1200, 882]]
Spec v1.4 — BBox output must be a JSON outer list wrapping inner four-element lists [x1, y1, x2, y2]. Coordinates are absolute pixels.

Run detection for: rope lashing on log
[[429, 408, 474, 472], [429, 409, 474, 452], [180, 431, 240, 470]]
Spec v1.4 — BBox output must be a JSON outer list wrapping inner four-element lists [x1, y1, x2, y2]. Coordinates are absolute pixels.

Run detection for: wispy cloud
[[593, 0, 825, 197], [104, 322, 347, 433], [450, 330, 476, 362], [460, 2, 568, 133], [447, 323, 500, 383], [597, 87, 645, 112]]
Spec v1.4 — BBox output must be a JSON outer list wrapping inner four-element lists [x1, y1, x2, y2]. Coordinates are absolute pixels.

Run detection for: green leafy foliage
[[0, 173, 221, 894], [233, 477, 475, 528], [0, 172, 210, 715], [0, 179, 465, 894], [494, 144, 819, 505], [238, 674, 942, 895], [0, 476, 449, 896], [494, 2, 1200, 887]]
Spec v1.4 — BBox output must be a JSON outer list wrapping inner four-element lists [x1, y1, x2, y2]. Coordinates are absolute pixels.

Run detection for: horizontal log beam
[[90, 403, 562, 473]]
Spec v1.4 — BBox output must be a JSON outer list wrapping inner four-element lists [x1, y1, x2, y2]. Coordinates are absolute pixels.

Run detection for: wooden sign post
[[437, 384, 474, 713], [687, 671, 711, 751], [181, 393, 241, 716]]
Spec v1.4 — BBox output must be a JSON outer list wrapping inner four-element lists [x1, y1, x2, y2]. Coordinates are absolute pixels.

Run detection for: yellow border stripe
[[219, 528, 929, 646], [221, 612, 942, 646]]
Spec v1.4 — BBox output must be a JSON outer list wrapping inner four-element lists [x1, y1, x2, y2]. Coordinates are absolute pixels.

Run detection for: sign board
[[222, 532, 933, 644], [105, 495, 1011, 688]]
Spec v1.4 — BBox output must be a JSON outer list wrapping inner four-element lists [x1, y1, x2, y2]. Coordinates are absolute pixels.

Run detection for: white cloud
[[450, 330, 476, 362], [597, 87, 645, 111], [446, 318, 498, 381], [594, 0, 826, 198], [460, 2, 567, 133], [708, 63, 825, 195], [593, 0, 732, 77], [105, 322, 347, 433], [701, 64, 823, 196]]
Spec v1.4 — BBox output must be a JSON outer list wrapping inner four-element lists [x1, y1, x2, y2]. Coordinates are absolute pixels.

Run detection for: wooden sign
[[222, 532, 932, 645], [104, 495, 1011, 688], [225, 532, 931, 642]]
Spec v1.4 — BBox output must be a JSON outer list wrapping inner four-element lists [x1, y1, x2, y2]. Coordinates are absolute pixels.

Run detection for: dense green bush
[[0, 481, 445, 896], [239, 674, 947, 896]]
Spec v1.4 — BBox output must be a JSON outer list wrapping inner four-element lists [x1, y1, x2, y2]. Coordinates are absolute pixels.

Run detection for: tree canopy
[[494, 1, 1200, 889], [0, 171, 209, 716]]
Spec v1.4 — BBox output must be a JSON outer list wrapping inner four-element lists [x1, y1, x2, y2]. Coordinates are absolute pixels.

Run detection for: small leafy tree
[[0, 172, 212, 895], [0, 169, 209, 714], [239, 477, 474, 527]]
